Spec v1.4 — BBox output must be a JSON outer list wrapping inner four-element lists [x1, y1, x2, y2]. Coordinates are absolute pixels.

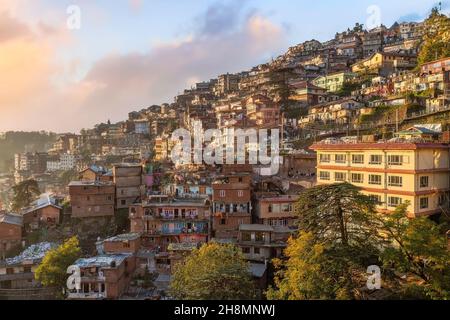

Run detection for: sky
[[0, 0, 449, 133]]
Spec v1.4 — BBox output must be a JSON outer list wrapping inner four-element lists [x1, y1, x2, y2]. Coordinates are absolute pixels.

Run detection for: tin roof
[[74, 254, 131, 268], [0, 213, 23, 226]]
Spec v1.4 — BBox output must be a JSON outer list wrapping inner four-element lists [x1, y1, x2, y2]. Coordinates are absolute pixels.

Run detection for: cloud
[[0, 11, 31, 42], [0, 2, 287, 132], [128, 0, 143, 13]]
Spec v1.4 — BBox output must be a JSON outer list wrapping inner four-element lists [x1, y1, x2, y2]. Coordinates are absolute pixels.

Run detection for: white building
[[46, 153, 77, 172]]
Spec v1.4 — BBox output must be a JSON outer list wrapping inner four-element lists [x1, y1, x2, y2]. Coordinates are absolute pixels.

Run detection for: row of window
[[319, 171, 430, 188], [267, 203, 293, 213], [218, 190, 245, 198], [319, 154, 408, 166]]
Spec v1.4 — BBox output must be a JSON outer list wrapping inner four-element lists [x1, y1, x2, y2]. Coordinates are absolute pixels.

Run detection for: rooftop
[[249, 263, 267, 278], [167, 242, 199, 251], [0, 213, 23, 226], [22, 193, 62, 214], [311, 138, 450, 151], [68, 180, 114, 187], [104, 233, 141, 242], [3, 242, 57, 266]]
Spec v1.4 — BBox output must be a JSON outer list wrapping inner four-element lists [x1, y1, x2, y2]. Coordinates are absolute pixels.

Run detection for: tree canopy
[[377, 204, 450, 299], [170, 243, 256, 300], [12, 179, 41, 211], [268, 183, 382, 300], [268, 184, 450, 300], [418, 8, 450, 65]]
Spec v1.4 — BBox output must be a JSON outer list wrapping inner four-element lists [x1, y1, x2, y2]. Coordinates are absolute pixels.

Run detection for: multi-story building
[[289, 81, 333, 106], [79, 165, 113, 182], [134, 119, 150, 135], [212, 174, 252, 240], [46, 153, 77, 172], [129, 195, 211, 251], [245, 94, 280, 129], [69, 181, 115, 219], [351, 52, 417, 76], [0, 243, 56, 290], [21, 194, 62, 230], [14, 152, 48, 174], [214, 73, 240, 96], [113, 164, 143, 209], [237, 224, 287, 263], [311, 139, 450, 217], [254, 195, 299, 229], [312, 72, 356, 93], [68, 253, 136, 300]]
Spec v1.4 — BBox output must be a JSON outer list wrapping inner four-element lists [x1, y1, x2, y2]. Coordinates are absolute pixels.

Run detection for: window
[[334, 172, 346, 182], [242, 232, 251, 241], [123, 242, 131, 248], [238, 190, 244, 198], [420, 176, 429, 188], [319, 171, 330, 181], [388, 176, 403, 187], [335, 154, 346, 164], [219, 190, 226, 198], [220, 218, 226, 225], [369, 175, 382, 185], [254, 247, 261, 254], [388, 196, 402, 207], [23, 266, 32, 273], [352, 154, 364, 164], [268, 204, 272, 213], [370, 155, 382, 165], [320, 154, 331, 163], [242, 247, 250, 254], [387, 155, 403, 165], [121, 200, 126, 206], [351, 173, 364, 183], [369, 194, 382, 204], [418, 196, 429, 209]]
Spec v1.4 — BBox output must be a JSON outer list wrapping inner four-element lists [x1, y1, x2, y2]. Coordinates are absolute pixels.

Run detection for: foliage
[[269, 185, 450, 300], [267, 232, 368, 300], [115, 208, 130, 233], [170, 243, 255, 300], [418, 8, 450, 65], [35, 236, 82, 295], [11, 179, 40, 211], [295, 183, 381, 246], [268, 183, 383, 300], [377, 204, 450, 299]]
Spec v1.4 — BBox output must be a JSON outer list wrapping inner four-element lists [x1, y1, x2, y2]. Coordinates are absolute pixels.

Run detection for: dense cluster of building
[[1, 18, 450, 300]]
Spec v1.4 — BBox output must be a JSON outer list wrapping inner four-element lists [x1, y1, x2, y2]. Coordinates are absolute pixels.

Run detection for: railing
[[406, 105, 450, 120]]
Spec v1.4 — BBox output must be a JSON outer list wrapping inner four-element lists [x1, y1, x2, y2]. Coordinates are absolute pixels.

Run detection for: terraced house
[[129, 195, 210, 251], [311, 139, 450, 217]]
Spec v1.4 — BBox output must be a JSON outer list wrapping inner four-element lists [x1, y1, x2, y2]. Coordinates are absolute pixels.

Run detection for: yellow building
[[311, 141, 450, 218], [351, 52, 416, 76]]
